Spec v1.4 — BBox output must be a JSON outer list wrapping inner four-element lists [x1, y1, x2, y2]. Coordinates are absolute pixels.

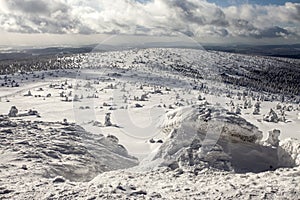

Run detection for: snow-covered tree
[[105, 113, 112, 126], [8, 106, 18, 117]]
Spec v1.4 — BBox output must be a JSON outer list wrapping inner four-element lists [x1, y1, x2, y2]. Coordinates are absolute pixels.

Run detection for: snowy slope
[[0, 48, 300, 199]]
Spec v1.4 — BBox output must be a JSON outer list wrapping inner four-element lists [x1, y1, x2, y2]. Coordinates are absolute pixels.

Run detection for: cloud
[[6, 0, 49, 14], [0, 0, 91, 34], [224, 3, 300, 38], [255, 26, 291, 39], [0, 0, 299, 40], [162, 0, 229, 26]]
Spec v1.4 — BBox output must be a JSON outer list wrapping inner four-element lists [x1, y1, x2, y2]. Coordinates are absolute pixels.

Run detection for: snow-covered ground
[[0, 48, 299, 199]]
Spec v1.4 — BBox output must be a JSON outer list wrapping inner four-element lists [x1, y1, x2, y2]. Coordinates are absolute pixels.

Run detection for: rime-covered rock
[[143, 104, 265, 172]]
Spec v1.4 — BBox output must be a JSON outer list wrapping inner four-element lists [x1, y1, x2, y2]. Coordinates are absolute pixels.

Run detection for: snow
[[279, 138, 300, 166], [0, 117, 138, 183], [1, 166, 299, 199], [0, 48, 299, 199]]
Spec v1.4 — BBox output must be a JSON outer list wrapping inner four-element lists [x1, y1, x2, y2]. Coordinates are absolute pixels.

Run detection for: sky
[[0, 0, 299, 46]]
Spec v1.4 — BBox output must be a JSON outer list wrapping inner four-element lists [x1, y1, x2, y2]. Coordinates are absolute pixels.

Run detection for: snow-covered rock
[[161, 103, 263, 143], [139, 104, 285, 173]]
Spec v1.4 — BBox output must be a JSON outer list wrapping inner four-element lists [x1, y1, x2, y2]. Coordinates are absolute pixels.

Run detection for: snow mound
[[140, 104, 298, 173], [0, 117, 138, 182]]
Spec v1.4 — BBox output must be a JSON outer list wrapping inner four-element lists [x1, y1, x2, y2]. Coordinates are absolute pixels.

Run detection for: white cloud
[[0, 0, 299, 40]]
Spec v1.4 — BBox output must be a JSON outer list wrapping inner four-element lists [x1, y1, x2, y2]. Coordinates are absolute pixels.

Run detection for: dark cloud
[[165, 0, 204, 25], [257, 26, 290, 38], [164, 0, 228, 26], [6, 0, 49, 14], [230, 19, 291, 38], [168, 0, 205, 24], [232, 19, 256, 32], [182, 30, 194, 37], [217, 28, 229, 37]]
